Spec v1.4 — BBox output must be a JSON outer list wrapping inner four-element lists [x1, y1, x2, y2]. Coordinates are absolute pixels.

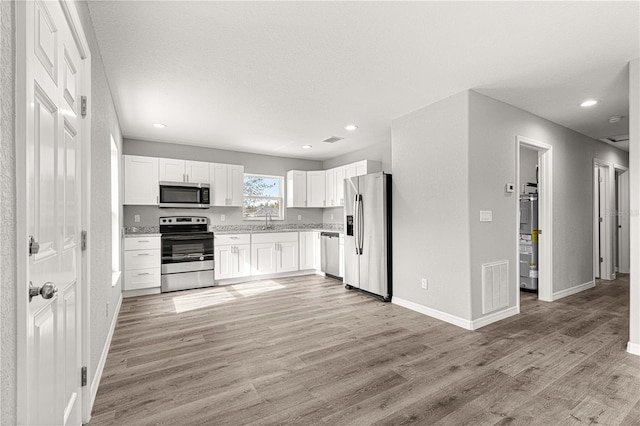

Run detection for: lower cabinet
[[251, 232, 299, 276], [123, 236, 161, 291], [299, 231, 321, 271], [215, 234, 251, 280]]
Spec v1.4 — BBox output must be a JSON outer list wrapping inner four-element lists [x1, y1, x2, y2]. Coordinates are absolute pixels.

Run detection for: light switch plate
[[220, 214, 225, 222], [505, 183, 515, 193], [480, 210, 493, 222], [134, 214, 140, 223], [298, 214, 302, 221]]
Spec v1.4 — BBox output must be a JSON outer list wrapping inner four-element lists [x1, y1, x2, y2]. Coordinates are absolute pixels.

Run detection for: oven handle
[[161, 234, 213, 241]]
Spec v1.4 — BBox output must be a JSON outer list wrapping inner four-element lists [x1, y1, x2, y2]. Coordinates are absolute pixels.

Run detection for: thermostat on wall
[[505, 183, 515, 193]]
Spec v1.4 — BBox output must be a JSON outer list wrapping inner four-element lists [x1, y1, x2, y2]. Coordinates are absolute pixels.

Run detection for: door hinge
[[81, 96, 87, 117], [81, 230, 87, 251], [599, 217, 603, 223], [81, 366, 87, 386], [600, 257, 604, 263], [28, 235, 40, 256]]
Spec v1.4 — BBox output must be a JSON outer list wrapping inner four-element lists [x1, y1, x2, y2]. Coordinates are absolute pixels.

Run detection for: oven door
[[161, 232, 214, 274]]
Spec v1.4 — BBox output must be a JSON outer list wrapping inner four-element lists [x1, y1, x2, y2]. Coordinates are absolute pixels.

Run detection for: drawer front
[[215, 234, 250, 246], [125, 236, 161, 251], [124, 268, 161, 290], [125, 249, 161, 270], [251, 232, 298, 244]]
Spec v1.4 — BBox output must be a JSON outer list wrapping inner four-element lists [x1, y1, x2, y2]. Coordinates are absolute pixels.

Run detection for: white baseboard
[[552, 280, 595, 301], [393, 297, 473, 330], [471, 306, 519, 330], [90, 293, 122, 411], [628, 341, 640, 356]]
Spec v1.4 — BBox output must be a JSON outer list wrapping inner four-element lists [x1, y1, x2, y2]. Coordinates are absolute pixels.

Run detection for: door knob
[[29, 281, 58, 302]]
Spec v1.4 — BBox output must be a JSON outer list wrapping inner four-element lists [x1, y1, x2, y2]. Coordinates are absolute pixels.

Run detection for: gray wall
[[322, 139, 392, 173], [467, 90, 628, 320], [1, 0, 16, 422], [77, 2, 124, 385], [391, 91, 472, 320], [520, 146, 538, 192], [123, 139, 324, 227]]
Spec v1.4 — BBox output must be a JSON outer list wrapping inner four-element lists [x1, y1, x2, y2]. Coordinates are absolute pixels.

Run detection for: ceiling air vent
[[599, 134, 629, 144], [323, 136, 344, 143]]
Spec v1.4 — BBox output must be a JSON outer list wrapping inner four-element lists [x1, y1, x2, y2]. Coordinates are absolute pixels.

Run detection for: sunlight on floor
[[172, 280, 287, 313]]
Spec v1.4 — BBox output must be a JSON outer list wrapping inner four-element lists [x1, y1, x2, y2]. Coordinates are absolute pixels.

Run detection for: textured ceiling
[[87, 1, 639, 159]]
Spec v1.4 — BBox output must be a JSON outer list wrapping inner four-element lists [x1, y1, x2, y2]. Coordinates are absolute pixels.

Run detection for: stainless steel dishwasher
[[321, 232, 340, 277]]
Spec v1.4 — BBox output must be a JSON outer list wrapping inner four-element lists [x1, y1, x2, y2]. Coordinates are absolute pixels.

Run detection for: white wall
[[0, 0, 16, 422], [629, 57, 639, 356], [467, 90, 628, 320], [77, 1, 124, 389], [391, 91, 472, 321], [122, 138, 325, 227]]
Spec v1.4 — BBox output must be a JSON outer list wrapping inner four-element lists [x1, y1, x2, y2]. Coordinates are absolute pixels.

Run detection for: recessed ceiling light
[[153, 123, 167, 128], [302, 145, 312, 149], [580, 99, 599, 107], [345, 124, 358, 131], [609, 115, 622, 124]]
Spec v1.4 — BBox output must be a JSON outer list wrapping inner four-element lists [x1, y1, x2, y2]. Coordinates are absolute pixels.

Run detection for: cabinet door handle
[[136, 272, 152, 276], [136, 253, 151, 256], [138, 240, 150, 243]]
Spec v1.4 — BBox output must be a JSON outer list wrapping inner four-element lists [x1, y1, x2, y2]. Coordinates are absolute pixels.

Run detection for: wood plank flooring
[[89, 274, 640, 425]]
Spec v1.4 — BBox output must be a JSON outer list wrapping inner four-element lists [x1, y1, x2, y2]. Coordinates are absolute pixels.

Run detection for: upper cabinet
[[210, 163, 244, 206], [159, 159, 210, 183], [124, 155, 159, 205], [287, 160, 380, 209], [306, 170, 326, 207]]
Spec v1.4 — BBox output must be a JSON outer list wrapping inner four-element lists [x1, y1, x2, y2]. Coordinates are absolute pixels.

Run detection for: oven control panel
[[160, 216, 208, 225]]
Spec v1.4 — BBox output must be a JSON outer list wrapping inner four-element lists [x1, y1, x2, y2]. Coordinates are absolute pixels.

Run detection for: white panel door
[[618, 171, 630, 273], [185, 160, 210, 183], [251, 243, 277, 275], [227, 164, 245, 206], [307, 170, 326, 207], [21, 1, 86, 424], [334, 166, 346, 206], [278, 241, 299, 272], [159, 158, 186, 182], [215, 245, 233, 280], [233, 244, 251, 278], [123, 155, 158, 205]]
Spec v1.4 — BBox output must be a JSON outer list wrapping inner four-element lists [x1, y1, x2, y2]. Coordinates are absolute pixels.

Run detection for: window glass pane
[[243, 174, 283, 220]]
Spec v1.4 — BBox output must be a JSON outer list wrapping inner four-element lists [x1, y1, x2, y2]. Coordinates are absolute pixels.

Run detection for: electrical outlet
[[298, 214, 302, 221], [134, 214, 140, 223], [330, 214, 334, 220], [220, 214, 225, 222], [421, 278, 428, 290]]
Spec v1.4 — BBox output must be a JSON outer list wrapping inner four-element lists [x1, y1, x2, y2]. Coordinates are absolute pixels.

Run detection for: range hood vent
[[599, 134, 629, 144], [323, 136, 344, 143]]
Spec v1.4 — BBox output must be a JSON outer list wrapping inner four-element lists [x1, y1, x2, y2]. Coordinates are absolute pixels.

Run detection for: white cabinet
[[299, 231, 321, 270], [210, 163, 244, 206], [286, 170, 307, 208], [306, 170, 326, 207], [339, 234, 344, 278], [251, 232, 299, 276], [123, 236, 161, 291], [215, 234, 251, 280], [326, 166, 346, 207], [124, 155, 159, 205], [159, 159, 210, 183]]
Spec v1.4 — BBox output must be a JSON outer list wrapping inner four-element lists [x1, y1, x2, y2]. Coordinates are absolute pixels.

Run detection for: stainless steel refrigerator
[[344, 172, 392, 301]]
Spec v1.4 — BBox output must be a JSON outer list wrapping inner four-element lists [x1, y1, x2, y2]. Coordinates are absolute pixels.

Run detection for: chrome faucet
[[263, 212, 273, 230]]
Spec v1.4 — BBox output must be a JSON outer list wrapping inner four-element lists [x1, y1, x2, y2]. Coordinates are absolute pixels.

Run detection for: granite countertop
[[124, 224, 343, 236]]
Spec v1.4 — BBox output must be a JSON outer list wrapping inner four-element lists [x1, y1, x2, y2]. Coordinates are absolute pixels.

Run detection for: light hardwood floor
[[89, 274, 640, 425]]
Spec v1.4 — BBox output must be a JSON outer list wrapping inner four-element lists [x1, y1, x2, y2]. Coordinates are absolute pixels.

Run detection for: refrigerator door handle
[[358, 196, 364, 255], [353, 194, 360, 255]]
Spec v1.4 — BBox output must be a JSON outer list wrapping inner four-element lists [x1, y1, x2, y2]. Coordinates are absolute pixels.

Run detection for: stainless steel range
[[160, 216, 214, 293]]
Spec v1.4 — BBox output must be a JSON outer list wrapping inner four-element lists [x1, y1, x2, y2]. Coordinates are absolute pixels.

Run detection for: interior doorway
[[616, 167, 630, 274], [516, 136, 553, 305]]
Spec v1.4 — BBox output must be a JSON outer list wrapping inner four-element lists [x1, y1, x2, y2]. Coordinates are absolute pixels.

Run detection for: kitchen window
[[243, 174, 284, 220]]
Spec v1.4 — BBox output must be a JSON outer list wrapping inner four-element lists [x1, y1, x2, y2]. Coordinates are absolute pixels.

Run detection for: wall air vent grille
[[323, 136, 344, 143], [599, 134, 629, 144], [482, 260, 509, 314]]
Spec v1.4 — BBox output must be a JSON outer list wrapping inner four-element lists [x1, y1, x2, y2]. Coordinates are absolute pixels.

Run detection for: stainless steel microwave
[[159, 182, 210, 208]]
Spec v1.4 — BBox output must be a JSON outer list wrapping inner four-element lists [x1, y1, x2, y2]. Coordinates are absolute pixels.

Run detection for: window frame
[[242, 173, 285, 221]]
